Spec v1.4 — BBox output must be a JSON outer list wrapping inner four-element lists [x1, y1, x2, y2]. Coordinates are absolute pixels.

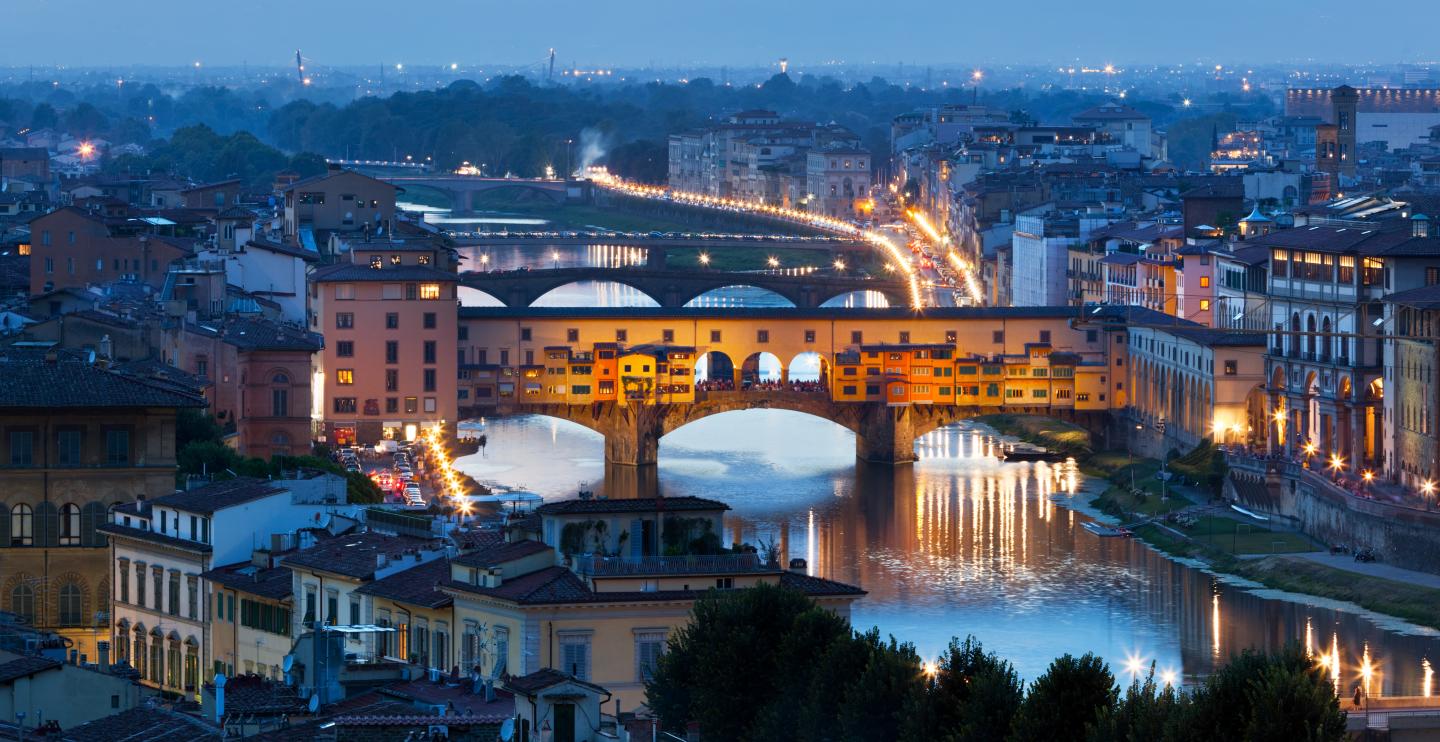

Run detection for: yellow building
[[203, 556, 294, 680], [441, 497, 864, 711]]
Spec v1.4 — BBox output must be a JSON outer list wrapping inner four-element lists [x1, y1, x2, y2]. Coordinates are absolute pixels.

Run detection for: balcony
[[572, 553, 764, 576]]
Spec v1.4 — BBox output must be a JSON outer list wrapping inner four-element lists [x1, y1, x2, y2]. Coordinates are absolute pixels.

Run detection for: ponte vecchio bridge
[[457, 306, 1137, 465], [458, 267, 912, 309]]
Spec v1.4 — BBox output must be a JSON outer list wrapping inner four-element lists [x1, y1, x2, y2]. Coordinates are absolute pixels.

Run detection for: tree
[[1182, 645, 1344, 742], [646, 584, 829, 739], [903, 635, 1023, 742], [1010, 653, 1118, 742], [30, 102, 57, 129], [834, 629, 926, 741], [1088, 665, 1188, 742]]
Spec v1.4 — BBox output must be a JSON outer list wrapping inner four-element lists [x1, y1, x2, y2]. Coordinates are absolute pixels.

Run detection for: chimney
[[97, 641, 110, 670], [788, 558, 808, 574]]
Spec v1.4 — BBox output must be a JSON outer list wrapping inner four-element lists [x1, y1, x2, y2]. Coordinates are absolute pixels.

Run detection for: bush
[[1010, 653, 1117, 742]]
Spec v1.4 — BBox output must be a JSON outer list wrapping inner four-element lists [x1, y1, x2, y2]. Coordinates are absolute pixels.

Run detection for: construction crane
[[548, 48, 556, 83], [295, 50, 305, 85]]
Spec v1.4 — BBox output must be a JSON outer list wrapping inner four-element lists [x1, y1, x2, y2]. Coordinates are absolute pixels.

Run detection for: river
[[454, 412, 1440, 696]]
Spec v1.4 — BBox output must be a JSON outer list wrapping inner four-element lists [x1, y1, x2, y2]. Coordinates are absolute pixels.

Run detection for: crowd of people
[[692, 378, 828, 393]]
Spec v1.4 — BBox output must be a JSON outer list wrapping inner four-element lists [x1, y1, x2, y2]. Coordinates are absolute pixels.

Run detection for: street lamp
[[767, 256, 780, 269], [833, 259, 846, 272], [698, 252, 710, 267], [1329, 454, 1345, 475]]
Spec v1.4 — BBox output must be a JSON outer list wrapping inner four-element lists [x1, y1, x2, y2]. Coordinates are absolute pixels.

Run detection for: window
[[272, 388, 289, 417], [333, 398, 357, 414], [59, 503, 80, 546], [10, 584, 34, 624], [9, 430, 33, 466], [135, 563, 146, 606], [405, 397, 418, 413], [520, 328, 532, 342], [424, 369, 437, 392], [386, 312, 400, 329], [119, 562, 130, 603], [386, 397, 399, 413], [993, 331, 1004, 344], [710, 330, 722, 343], [1199, 276, 1210, 288], [559, 635, 592, 680], [386, 341, 399, 364], [334, 284, 355, 300], [326, 593, 338, 625], [187, 578, 197, 619], [567, 328, 580, 342], [105, 429, 129, 465], [636, 631, 666, 682], [419, 283, 441, 300], [405, 284, 418, 300], [386, 369, 399, 392], [424, 341, 437, 364], [350, 599, 361, 626], [757, 330, 769, 343], [335, 313, 354, 329], [168, 572, 180, 616], [715, 577, 734, 589], [336, 369, 355, 385], [10, 504, 32, 546], [851, 331, 863, 344], [662, 329, 675, 343], [303, 588, 316, 624], [1224, 360, 1237, 376], [616, 329, 628, 342], [1200, 299, 1211, 311], [1039, 330, 1051, 344], [423, 312, 436, 329], [899, 331, 910, 344], [336, 341, 354, 357]]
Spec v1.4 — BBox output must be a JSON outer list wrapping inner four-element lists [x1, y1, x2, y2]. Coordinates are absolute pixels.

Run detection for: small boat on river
[[1083, 522, 1133, 538]]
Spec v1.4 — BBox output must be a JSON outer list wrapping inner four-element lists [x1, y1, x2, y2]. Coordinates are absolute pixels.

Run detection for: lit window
[[336, 369, 355, 385], [1200, 300, 1211, 311], [419, 283, 441, 300], [1199, 276, 1210, 288]]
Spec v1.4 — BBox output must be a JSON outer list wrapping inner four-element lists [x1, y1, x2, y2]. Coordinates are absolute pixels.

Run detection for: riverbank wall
[[1225, 457, 1440, 576]]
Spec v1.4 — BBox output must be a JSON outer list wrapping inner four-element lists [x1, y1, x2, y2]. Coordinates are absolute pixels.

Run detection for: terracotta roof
[[283, 531, 441, 580], [0, 353, 207, 409], [330, 714, 506, 727], [1072, 102, 1149, 121], [504, 667, 609, 697], [200, 561, 294, 601], [311, 263, 457, 283], [535, 496, 729, 516], [452, 539, 552, 569], [447, 565, 866, 606], [60, 707, 221, 742], [1384, 282, 1440, 309], [245, 238, 319, 262], [0, 655, 61, 684], [777, 570, 869, 596], [221, 317, 323, 352], [218, 674, 309, 715], [153, 477, 287, 515], [354, 557, 453, 609]]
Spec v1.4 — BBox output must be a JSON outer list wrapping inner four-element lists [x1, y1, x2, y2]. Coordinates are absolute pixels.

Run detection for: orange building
[[28, 207, 193, 296], [311, 261, 458, 444]]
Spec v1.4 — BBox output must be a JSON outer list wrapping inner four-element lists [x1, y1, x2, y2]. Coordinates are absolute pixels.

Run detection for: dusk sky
[[2, 0, 1437, 69]]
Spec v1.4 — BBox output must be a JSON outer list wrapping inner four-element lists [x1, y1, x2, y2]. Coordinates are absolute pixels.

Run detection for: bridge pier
[[600, 406, 665, 467], [856, 405, 917, 464]]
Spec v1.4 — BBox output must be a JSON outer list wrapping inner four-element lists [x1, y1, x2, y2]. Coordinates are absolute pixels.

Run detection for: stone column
[[601, 405, 665, 467], [855, 404, 916, 464]]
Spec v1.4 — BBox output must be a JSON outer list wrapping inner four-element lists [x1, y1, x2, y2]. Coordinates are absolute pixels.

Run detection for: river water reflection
[[456, 410, 1440, 695]]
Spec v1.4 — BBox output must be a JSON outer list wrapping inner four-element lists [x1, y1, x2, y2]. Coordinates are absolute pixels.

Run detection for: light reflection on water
[[455, 411, 1440, 694]]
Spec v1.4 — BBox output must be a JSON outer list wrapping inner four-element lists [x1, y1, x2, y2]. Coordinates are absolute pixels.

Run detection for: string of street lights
[[588, 169, 925, 310]]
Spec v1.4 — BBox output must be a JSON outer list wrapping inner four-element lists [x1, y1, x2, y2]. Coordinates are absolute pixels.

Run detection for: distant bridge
[[378, 175, 585, 207], [458, 267, 907, 308]]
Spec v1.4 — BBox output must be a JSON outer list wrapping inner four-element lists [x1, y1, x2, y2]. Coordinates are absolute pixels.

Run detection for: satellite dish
[[308, 694, 320, 713], [282, 655, 295, 673], [499, 718, 516, 742]]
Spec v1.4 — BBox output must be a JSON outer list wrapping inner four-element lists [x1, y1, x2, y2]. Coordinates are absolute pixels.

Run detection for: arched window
[[58, 582, 83, 626], [272, 372, 290, 385], [10, 583, 34, 624], [133, 627, 147, 677], [10, 504, 32, 546], [59, 503, 81, 546], [271, 431, 291, 457]]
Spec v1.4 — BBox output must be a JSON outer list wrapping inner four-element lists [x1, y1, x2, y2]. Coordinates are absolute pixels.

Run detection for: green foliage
[[177, 440, 239, 478], [834, 629, 925, 741], [1010, 653, 1118, 742], [903, 636, 1024, 742], [560, 520, 600, 556], [1169, 439, 1228, 494], [647, 583, 825, 739], [1088, 665, 1188, 742], [176, 408, 225, 451], [1181, 645, 1344, 742], [662, 516, 722, 556], [103, 123, 327, 189]]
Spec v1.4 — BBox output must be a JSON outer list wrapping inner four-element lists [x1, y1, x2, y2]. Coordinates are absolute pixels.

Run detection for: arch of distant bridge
[[458, 269, 905, 309]]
